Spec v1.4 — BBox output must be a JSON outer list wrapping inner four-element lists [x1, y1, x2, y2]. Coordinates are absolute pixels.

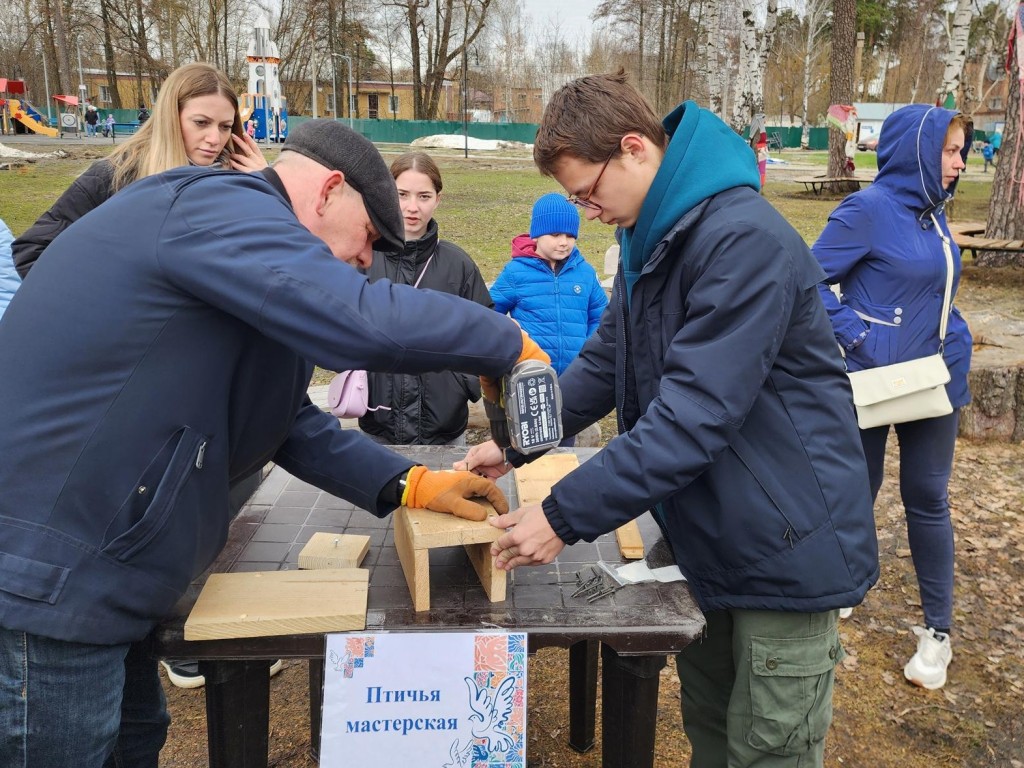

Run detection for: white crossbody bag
[[846, 214, 954, 430]]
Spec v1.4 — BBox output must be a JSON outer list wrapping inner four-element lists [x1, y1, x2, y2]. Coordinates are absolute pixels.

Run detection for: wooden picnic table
[[947, 221, 1024, 260], [793, 174, 874, 196]]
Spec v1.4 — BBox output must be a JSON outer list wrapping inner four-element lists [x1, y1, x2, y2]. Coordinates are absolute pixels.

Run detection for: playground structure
[[1, 78, 58, 137], [242, 14, 288, 142]]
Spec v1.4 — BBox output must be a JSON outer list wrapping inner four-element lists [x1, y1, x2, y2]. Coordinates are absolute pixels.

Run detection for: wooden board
[[513, 453, 580, 504], [184, 569, 368, 640], [398, 501, 503, 548], [614, 520, 645, 560], [298, 533, 370, 570], [514, 453, 644, 559]]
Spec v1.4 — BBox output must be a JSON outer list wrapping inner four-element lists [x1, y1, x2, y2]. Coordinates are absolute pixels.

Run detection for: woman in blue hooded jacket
[[812, 105, 972, 691]]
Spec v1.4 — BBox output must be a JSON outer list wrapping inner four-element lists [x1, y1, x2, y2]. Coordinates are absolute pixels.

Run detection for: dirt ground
[[159, 274, 1024, 768]]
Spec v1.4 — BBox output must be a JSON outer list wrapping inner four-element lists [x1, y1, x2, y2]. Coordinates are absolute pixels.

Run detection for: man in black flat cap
[[0, 120, 549, 767]]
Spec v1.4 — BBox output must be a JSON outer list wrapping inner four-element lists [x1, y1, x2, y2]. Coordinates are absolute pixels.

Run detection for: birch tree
[[939, 0, 975, 106], [705, 0, 725, 116], [730, 0, 777, 132], [799, 0, 830, 147]]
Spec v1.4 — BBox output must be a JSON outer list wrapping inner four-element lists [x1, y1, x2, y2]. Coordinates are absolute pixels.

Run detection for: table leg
[[599, 645, 667, 768], [309, 657, 325, 762], [568, 640, 598, 753], [199, 659, 271, 768]]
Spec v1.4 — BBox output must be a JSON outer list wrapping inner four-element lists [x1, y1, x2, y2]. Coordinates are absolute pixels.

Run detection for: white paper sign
[[320, 632, 527, 768]]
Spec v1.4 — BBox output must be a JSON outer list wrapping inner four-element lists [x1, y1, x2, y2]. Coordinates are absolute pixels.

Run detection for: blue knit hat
[[530, 193, 580, 239]]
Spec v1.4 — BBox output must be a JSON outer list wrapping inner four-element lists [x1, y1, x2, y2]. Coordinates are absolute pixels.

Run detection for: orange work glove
[[481, 329, 552, 403], [402, 466, 510, 521]]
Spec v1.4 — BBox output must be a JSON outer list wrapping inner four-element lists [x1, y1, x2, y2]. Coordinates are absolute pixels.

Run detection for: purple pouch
[[327, 370, 371, 419]]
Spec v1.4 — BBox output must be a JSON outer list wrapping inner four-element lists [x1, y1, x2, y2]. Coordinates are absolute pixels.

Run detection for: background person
[[84, 105, 99, 137], [812, 105, 972, 690], [0, 119, 547, 767], [0, 218, 18, 322], [359, 151, 492, 446], [462, 72, 878, 768], [489, 192, 607, 445], [13, 62, 266, 278]]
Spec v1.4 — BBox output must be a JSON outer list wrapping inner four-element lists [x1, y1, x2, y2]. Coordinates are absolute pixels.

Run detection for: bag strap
[[412, 249, 437, 289], [928, 213, 954, 353]]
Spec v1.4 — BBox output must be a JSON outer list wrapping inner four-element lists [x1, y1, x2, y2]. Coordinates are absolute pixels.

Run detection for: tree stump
[[959, 308, 1024, 442]]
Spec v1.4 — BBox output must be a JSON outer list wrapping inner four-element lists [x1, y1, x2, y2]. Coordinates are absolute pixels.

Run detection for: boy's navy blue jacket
[[540, 102, 878, 613], [812, 104, 972, 408], [490, 235, 607, 375], [0, 167, 522, 645]]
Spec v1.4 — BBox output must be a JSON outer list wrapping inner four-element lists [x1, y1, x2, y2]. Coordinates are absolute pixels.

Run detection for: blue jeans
[[860, 410, 959, 630], [85, 123, 96, 136], [0, 628, 168, 767]]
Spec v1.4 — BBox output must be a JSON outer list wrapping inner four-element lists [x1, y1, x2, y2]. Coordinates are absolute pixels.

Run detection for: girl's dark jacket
[[13, 160, 115, 277], [359, 220, 492, 444], [538, 102, 879, 614]]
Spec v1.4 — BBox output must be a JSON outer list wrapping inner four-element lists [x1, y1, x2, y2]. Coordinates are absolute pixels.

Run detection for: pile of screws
[[571, 566, 624, 603]]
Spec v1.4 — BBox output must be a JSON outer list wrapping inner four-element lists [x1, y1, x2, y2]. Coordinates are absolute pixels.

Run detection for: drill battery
[[484, 360, 563, 454]]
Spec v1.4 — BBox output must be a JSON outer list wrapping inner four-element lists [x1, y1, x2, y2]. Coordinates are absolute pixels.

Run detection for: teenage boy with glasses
[[461, 71, 879, 768]]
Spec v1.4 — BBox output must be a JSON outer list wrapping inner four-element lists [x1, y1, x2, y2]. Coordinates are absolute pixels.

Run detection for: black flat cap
[[282, 120, 405, 252]]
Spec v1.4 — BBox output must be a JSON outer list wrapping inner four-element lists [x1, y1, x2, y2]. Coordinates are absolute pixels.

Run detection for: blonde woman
[[13, 62, 266, 277]]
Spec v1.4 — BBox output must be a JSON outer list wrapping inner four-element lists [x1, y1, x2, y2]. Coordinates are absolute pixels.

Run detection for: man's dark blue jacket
[[542, 102, 879, 613], [0, 167, 522, 644]]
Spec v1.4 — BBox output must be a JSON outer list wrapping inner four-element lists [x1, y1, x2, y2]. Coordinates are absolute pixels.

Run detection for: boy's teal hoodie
[[621, 101, 761, 303]]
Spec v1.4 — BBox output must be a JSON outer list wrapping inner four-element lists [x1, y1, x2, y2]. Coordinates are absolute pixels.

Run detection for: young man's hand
[[453, 440, 510, 480], [490, 503, 565, 570]]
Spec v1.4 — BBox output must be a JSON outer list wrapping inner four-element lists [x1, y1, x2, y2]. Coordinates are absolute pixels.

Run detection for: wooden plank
[[466, 543, 506, 603], [399, 501, 503, 549], [614, 520, 646, 560], [184, 569, 368, 640], [297, 533, 369, 570], [514, 453, 580, 505], [393, 507, 430, 611]]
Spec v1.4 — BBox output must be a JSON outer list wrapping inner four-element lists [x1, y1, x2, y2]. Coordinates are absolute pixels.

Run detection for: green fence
[[763, 126, 829, 150], [288, 116, 538, 145], [287, 116, 834, 150]]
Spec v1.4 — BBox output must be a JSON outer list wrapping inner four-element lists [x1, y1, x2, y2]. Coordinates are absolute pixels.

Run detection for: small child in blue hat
[[490, 193, 608, 444]]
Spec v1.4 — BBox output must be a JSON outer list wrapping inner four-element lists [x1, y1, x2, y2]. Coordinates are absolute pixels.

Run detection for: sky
[[520, 0, 603, 44]]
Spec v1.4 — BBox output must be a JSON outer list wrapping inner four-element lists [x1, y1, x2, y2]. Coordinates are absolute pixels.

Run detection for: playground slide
[[9, 98, 58, 137]]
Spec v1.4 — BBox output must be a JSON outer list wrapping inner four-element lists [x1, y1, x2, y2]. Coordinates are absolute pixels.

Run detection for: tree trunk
[[47, 0, 74, 95], [706, 0, 723, 117], [977, 64, 1024, 266], [939, 0, 973, 106], [827, 0, 855, 180], [99, 0, 122, 109], [730, 0, 757, 131], [750, 0, 778, 116]]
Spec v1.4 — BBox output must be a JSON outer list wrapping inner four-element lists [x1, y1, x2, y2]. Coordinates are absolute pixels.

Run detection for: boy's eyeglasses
[[567, 147, 618, 211]]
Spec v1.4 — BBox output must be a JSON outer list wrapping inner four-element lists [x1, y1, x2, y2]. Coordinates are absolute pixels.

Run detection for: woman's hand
[[228, 133, 268, 172], [453, 440, 510, 480]]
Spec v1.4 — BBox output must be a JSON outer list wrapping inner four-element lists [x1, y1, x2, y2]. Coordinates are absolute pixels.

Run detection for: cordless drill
[[483, 360, 563, 454]]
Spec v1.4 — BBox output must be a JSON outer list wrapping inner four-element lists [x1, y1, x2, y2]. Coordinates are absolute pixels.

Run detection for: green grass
[[2, 146, 992, 284]]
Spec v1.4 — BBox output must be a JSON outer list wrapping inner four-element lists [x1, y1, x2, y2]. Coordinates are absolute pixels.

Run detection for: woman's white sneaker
[[903, 626, 952, 690]]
